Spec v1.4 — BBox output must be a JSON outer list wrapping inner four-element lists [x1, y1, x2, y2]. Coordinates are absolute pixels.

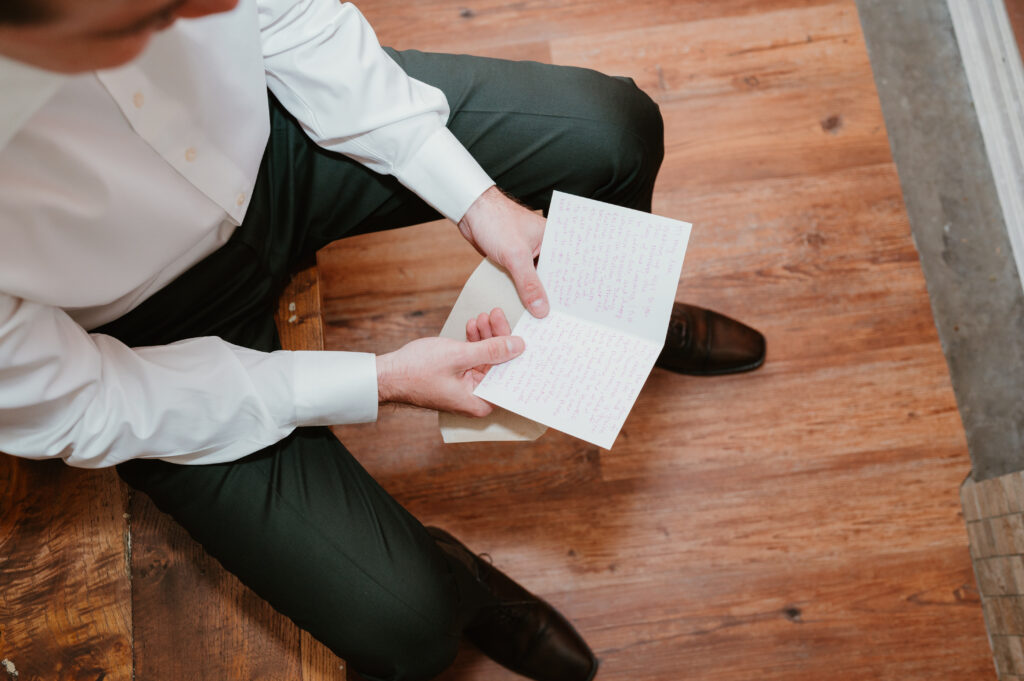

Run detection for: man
[[0, 1, 765, 679]]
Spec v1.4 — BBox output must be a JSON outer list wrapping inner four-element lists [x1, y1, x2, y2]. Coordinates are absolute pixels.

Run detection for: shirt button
[[184, 147, 197, 162], [132, 92, 144, 108], [236, 193, 246, 207]]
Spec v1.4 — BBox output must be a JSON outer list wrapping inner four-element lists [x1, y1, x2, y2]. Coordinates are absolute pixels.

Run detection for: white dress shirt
[[0, 0, 495, 467]]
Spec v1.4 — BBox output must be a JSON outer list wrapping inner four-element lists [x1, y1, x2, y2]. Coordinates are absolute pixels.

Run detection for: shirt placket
[[96, 66, 252, 224]]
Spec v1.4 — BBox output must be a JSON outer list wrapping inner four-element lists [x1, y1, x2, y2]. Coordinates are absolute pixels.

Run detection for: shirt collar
[[0, 55, 66, 151]]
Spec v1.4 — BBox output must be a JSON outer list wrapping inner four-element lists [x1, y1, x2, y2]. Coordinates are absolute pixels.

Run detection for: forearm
[[0, 294, 377, 467]]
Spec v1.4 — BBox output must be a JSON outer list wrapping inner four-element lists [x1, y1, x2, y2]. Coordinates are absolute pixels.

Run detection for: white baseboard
[[948, 0, 1024, 292]]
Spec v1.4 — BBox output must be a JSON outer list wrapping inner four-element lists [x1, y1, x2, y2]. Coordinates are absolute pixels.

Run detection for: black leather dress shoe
[[656, 302, 766, 375], [427, 527, 598, 681]]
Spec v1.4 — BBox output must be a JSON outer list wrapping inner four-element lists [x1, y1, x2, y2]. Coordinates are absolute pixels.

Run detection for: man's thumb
[[505, 257, 549, 318], [470, 335, 525, 366]]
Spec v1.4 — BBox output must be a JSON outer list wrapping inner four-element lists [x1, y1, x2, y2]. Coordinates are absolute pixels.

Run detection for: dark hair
[[0, 0, 55, 25]]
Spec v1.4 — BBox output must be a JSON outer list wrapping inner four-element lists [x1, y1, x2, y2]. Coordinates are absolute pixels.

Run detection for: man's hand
[[377, 308, 523, 417], [458, 186, 550, 317]]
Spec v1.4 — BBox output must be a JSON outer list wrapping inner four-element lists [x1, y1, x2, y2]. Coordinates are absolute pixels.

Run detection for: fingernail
[[530, 299, 548, 314], [506, 337, 524, 353]]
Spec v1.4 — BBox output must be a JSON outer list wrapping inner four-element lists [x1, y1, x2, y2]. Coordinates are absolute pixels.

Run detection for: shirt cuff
[[393, 126, 495, 223], [291, 350, 378, 425]]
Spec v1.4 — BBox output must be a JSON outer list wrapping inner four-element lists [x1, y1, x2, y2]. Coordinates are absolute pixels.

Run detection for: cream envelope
[[438, 259, 547, 443]]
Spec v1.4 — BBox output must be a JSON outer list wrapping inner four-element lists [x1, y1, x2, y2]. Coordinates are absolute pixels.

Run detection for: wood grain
[[360, 0, 837, 55], [318, 1, 992, 678], [0, 460, 132, 681], [301, 630, 348, 681], [963, 472, 1024, 679], [552, 4, 891, 191], [276, 259, 326, 353]]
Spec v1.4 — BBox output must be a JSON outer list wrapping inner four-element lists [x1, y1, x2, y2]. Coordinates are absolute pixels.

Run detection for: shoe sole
[[658, 351, 766, 377], [680, 352, 766, 376]]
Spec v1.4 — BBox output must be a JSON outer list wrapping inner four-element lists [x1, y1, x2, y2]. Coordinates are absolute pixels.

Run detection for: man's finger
[[490, 307, 511, 336], [466, 318, 480, 342], [476, 312, 493, 339], [505, 255, 549, 318], [461, 396, 494, 419], [464, 335, 525, 368]]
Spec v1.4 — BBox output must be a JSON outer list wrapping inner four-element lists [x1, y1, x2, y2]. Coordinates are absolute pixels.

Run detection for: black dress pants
[[99, 50, 663, 681]]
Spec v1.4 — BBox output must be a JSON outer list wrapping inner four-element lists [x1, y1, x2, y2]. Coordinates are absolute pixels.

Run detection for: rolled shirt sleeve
[[0, 294, 377, 468], [257, 0, 494, 222]]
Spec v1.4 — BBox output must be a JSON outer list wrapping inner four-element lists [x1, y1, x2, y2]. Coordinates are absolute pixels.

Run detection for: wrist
[[376, 352, 397, 403], [458, 185, 499, 230]]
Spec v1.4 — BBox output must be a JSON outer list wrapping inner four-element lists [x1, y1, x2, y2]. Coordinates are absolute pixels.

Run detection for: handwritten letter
[[473, 192, 691, 449]]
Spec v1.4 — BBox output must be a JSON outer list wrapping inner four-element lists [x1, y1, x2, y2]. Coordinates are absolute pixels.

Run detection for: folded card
[[472, 191, 690, 449]]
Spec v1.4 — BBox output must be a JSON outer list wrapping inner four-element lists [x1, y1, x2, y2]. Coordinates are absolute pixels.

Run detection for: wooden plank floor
[[318, 1, 993, 679], [0, 461, 132, 681]]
